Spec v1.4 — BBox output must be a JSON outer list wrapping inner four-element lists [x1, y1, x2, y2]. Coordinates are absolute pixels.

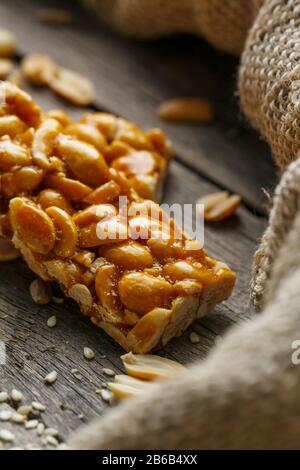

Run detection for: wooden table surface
[[0, 0, 276, 449]]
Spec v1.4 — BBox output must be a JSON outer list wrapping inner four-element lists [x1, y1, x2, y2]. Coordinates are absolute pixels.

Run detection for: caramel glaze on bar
[[0, 83, 236, 353]]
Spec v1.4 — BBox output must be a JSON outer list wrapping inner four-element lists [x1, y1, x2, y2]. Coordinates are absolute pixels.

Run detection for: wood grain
[[0, 0, 269, 448]]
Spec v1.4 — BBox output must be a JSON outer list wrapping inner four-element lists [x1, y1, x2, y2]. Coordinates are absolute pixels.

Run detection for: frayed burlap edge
[[252, 157, 300, 310]]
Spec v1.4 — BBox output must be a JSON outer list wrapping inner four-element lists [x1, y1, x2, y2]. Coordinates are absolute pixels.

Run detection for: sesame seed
[[44, 427, 59, 437], [0, 392, 8, 403], [83, 347, 95, 360], [0, 410, 12, 421], [0, 429, 15, 442], [71, 369, 82, 380], [102, 368, 115, 377], [189, 331, 200, 344], [17, 405, 32, 416], [32, 401, 46, 412], [36, 422, 45, 436], [52, 296, 64, 304], [9, 447, 24, 450], [11, 389, 23, 402], [11, 413, 26, 424], [47, 315, 57, 328], [46, 435, 58, 447], [57, 443, 69, 450], [25, 419, 39, 430], [100, 389, 113, 404], [44, 370, 57, 384], [214, 335, 223, 345]]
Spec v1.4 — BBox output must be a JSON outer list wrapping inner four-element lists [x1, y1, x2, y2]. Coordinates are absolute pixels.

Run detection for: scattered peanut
[[108, 375, 153, 400], [158, 98, 214, 123], [121, 352, 186, 381], [198, 191, 241, 222]]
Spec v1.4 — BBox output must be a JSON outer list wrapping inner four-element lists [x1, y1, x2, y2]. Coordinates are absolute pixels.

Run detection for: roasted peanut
[[68, 283, 93, 307], [46, 109, 72, 127], [74, 203, 116, 226], [146, 128, 171, 158], [112, 151, 156, 176], [44, 259, 82, 286], [101, 241, 153, 270], [81, 113, 117, 140], [44, 173, 92, 201], [118, 272, 172, 315], [198, 192, 241, 222], [116, 120, 152, 150], [0, 115, 27, 138], [9, 198, 55, 254], [1, 166, 43, 198], [49, 68, 95, 106], [21, 54, 58, 86], [83, 180, 121, 205], [46, 206, 78, 257], [37, 189, 73, 214], [0, 29, 16, 58], [56, 135, 109, 187], [158, 98, 214, 123], [0, 139, 31, 171], [78, 216, 127, 248], [129, 174, 157, 200], [95, 264, 123, 318], [65, 123, 107, 153], [173, 279, 203, 296], [104, 140, 131, 164], [32, 118, 61, 169], [121, 352, 185, 381], [2, 83, 41, 127], [72, 251, 95, 268], [127, 308, 171, 353], [108, 375, 153, 400]]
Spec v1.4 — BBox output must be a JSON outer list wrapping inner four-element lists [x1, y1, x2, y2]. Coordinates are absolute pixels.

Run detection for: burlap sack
[[68, 0, 300, 449]]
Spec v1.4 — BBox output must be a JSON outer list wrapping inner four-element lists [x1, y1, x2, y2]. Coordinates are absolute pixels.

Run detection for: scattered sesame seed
[[214, 335, 223, 345], [32, 401, 46, 412], [95, 388, 102, 395], [100, 389, 113, 404], [24, 443, 40, 450], [25, 419, 39, 430], [71, 369, 82, 380], [0, 392, 8, 403], [36, 422, 45, 436], [44, 370, 57, 384], [17, 405, 32, 416], [11, 389, 23, 402], [0, 410, 12, 421], [46, 435, 58, 447], [44, 427, 59, 437], [83, 347, 95, 360], [52, 296, 64, 304], [9, 447, 24, 450], [0, 429, 15, 442], [11, 413, 26, 424], [47, 315, 57, 328], [189, 331, 200, 344], [102, 368, 115, 377]]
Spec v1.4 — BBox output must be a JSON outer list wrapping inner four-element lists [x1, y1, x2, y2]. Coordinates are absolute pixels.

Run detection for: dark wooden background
[[0, 0, 276, 449]]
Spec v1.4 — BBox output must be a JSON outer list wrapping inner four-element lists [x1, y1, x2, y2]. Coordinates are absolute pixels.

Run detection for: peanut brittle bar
[[0, 84, 236, 353]]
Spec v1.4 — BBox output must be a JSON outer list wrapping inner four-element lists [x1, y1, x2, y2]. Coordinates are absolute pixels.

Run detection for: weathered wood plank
[[0, 0, 277, 212]]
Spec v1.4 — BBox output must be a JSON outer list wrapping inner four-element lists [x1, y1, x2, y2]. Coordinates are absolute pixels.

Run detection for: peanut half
[[157, 98, 214, 123], [107, 375, 154, 400], [121, 352, 186, 381], [198, 191, 241, 222]]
